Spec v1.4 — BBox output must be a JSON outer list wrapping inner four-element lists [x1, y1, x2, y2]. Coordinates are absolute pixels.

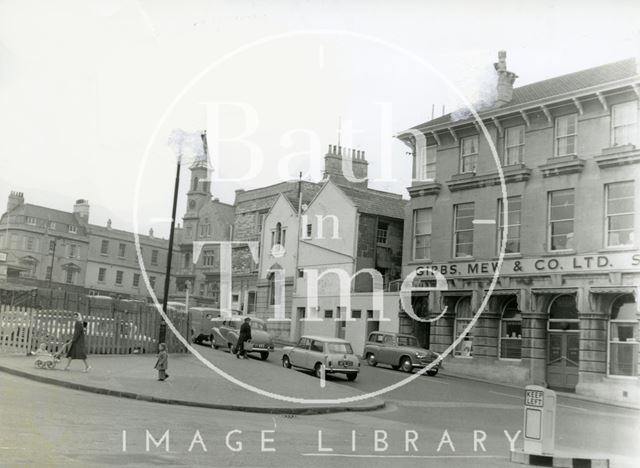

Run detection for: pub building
[[396, 52, 640, 403]]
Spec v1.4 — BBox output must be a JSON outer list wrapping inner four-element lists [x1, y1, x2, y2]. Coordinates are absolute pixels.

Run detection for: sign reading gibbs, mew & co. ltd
[[413, 251, 640, 278]]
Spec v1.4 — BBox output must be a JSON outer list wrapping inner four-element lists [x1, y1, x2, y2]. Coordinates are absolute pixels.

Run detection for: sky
[[1, 0, 639, 238]]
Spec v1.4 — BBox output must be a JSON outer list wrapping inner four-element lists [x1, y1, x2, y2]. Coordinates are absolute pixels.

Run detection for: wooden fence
[[0, 293, 188, 355]]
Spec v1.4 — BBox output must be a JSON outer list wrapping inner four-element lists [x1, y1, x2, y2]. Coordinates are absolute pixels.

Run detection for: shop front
[[403, 250, 640, 403]]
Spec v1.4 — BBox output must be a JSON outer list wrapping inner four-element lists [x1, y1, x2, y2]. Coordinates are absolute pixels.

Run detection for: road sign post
[[523, 385, 556, 455]]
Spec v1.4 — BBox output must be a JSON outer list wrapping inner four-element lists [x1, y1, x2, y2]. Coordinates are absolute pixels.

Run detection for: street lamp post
[[158, 151, 182, 348]]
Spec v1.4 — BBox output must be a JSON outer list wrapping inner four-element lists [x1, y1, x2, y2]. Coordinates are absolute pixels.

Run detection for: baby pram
[[33, 341, 69, 370]]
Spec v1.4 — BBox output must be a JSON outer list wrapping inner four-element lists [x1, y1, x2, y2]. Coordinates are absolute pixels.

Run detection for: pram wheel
[[46, 361, 56, 369], [35, 360, 43, 368]]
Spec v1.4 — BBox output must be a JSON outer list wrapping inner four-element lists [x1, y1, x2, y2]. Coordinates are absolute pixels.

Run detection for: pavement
[[0, 348, 384, 415]]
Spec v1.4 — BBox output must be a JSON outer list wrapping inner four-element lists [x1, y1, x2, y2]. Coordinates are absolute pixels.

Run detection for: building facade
[[397, 52, 640, 403], [0, 193, 176, 301], [258, 145, 407, 351]]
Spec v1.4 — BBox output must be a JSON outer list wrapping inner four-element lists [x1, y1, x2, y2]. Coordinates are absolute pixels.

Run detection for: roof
[[1, 203, 82, 228], [299, 335, 351, 343], [88, 224, 168, 245], [334, 183, 407, 219], [405, 57, 639, 132]]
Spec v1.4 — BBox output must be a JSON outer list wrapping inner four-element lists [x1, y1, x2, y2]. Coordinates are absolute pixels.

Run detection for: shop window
[[453, 296, 474, 357], [605, 181, 635, 248], [499, 298, 522, 359], [548, 294, 579, 330], [609, 294, 638, 377]]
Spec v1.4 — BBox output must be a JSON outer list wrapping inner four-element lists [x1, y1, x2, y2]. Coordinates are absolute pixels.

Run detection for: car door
[[308, 340, 325, 370], [289, 338, 309, 368], [378, 334, 396, 365]]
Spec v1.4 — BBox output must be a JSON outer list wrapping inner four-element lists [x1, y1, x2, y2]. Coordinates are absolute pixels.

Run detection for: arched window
[[548, 294, 579, 331], [453, 296, 474, 357], [500, 297, 522, 359], [609, 294, 638, 376], [267, 272, 276, 305]]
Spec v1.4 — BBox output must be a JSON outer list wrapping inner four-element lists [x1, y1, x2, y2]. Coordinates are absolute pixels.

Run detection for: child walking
[[155, 343, 169, 381]]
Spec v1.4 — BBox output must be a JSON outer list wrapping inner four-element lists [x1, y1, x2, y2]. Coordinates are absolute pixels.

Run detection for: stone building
[[0, 193, 175, 300], [258, 145, 407, 351], [396, 52, 640, 403]]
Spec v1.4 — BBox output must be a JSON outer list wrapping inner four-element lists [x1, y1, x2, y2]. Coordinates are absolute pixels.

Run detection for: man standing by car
[[235, 317, 252, 359]]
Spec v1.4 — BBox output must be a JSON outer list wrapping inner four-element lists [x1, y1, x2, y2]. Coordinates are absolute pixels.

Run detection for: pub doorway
[[546, 294, 580, 391]]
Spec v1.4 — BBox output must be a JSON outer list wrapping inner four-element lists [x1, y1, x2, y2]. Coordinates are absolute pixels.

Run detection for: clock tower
[[186, 131, 212, 215]]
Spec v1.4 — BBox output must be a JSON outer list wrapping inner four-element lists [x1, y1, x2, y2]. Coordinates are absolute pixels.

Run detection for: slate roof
[[407, 57, 639, 131], [2, 203, 83, 227], [334, 183, 407, 220]]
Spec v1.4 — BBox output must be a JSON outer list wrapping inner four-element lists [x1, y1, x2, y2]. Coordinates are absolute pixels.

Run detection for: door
[[292, 307, 306, 342], [547, 332, 579, 391], [378, 334, 396, 364]]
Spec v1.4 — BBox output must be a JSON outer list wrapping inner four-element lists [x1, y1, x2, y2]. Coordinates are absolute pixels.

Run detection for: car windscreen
[[327, 342, 353, 354], [397, 336, 418, 347]]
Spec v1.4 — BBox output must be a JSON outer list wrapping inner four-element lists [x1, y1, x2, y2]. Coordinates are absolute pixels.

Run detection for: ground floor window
[[454, 296, 474, 357], [609, 294, 638, 377], [499, 297, 522, 359]]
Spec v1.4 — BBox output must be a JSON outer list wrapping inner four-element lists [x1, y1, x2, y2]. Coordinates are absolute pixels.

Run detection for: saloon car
[[363, 332, 440, 375], [281, 335, 360, 381], [189, 307, 221, 344], [210, 316, 274, 360]]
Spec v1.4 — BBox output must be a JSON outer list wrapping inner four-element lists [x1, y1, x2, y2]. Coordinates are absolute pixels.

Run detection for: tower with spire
[[185, 131, 212, 215]]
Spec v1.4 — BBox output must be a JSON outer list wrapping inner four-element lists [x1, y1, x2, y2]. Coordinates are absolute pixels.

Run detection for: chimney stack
[[73, 199, 90, 222], [323, 144, 368, 188], [6, 191, 24, 213], [494, 50, 517, 107]]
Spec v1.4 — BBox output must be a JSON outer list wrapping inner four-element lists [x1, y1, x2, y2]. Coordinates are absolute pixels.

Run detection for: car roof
[[369, 331, 416, 338], [299, 335, 351, 344]]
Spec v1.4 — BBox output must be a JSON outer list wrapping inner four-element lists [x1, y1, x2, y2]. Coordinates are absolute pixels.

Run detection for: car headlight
[[415, 353, 427, 359]]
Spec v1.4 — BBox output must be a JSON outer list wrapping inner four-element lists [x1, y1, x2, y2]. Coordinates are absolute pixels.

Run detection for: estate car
[[363, 332, 440, 375]]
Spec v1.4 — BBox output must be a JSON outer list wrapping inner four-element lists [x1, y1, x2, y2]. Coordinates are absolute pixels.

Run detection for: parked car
[[210, 316, 274, 360], [189, 307, 221, 344], [281, 335, 360, 381], [363, 332, 440, 375]]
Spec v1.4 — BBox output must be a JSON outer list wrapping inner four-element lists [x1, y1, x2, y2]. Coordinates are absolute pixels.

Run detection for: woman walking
[[63, 312, 91, 372]]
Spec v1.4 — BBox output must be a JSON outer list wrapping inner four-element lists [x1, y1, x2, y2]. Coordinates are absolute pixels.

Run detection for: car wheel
[[282, 355, 292, 368], [346, 373, 357, 382], [400, 357, 413, 373], [366, 353, 377, 367], [35, 360, 43, 368], [426, 368, 438, 376], [46, 361, 55, 369], [314, 363, 324, 378], [260, 352, 269, 361]]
